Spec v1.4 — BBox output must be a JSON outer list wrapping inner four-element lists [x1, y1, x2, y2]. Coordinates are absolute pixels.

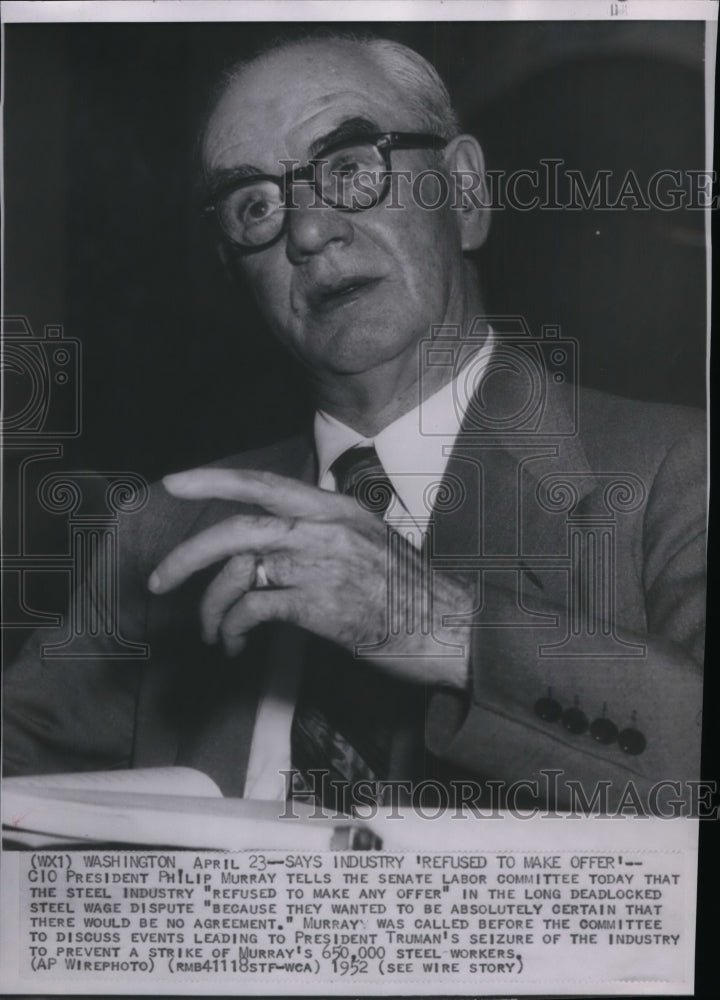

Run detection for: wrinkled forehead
[[203, 41, 418, 173]]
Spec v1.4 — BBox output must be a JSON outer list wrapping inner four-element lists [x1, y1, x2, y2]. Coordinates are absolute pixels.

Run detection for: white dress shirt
[[242, 337, 493, 799]]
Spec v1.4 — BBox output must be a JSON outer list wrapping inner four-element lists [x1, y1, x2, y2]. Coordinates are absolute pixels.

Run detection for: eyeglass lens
[[217, 142, 388, 247]]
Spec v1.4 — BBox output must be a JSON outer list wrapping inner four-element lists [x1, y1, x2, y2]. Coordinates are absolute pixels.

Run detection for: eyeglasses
[[203, 131, 448, 253]]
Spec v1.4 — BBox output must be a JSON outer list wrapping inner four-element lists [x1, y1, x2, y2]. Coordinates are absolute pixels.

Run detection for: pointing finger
[[163, 467, 352, 518]]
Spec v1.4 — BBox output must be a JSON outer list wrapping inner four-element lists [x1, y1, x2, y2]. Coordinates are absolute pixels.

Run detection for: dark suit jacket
[[3, 374, 706, 806]]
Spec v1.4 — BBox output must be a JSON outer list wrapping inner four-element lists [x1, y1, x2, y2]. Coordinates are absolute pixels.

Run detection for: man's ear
[[443, 134, 491, 251]]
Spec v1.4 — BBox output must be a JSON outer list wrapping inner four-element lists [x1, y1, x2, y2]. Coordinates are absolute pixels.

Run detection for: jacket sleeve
[[425, 426, 706, 808], [2, 507, 153, 777]]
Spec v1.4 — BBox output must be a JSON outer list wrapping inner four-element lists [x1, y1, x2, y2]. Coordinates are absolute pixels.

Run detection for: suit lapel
[[393, 363, 599, 783], [431, 363, 597, 595]]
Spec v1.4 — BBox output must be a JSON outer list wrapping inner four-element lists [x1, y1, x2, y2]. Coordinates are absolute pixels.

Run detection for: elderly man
[[3, 35, 705, 812]]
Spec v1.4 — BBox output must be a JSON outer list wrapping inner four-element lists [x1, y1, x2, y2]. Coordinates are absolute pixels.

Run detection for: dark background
[[3, 20, 707, 481]]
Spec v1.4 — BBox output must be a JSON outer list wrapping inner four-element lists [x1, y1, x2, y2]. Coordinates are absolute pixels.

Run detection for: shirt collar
[[314, 335, 493, 533]]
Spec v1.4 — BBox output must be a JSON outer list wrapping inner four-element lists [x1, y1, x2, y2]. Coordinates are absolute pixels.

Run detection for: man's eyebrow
[[204, 163, 264, 199], [309, 117, 381, 157], [204, 117, 380, 198]]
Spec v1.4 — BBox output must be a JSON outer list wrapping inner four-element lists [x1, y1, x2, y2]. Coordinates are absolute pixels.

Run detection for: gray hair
[[219, 32, 461, 141]]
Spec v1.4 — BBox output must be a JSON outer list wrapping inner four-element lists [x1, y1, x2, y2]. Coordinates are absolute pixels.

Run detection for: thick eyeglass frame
[[203, 131, 449, 254]]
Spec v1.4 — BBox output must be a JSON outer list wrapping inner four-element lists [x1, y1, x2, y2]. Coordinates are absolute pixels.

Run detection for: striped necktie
[[290, 446, 399, 811]]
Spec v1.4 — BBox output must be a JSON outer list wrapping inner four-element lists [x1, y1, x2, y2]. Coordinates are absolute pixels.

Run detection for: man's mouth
[[307, 276, 382, 312]]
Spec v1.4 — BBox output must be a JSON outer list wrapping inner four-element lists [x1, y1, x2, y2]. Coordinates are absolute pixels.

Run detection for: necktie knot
[[330, 445, 394, 517]]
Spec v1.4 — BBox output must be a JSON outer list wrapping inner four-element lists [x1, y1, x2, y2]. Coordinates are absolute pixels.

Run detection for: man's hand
[[148, 467, 470, 688]]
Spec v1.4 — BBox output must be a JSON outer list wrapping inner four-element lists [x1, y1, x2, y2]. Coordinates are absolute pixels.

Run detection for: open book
[[1, 767, 381, 850]]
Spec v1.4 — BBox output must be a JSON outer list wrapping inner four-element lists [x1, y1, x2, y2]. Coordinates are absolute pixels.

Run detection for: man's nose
[[285, 184, 354, 262]]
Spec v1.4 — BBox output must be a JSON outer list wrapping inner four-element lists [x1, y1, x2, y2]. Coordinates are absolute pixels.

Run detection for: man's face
[[203, 42, 469, 379]]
